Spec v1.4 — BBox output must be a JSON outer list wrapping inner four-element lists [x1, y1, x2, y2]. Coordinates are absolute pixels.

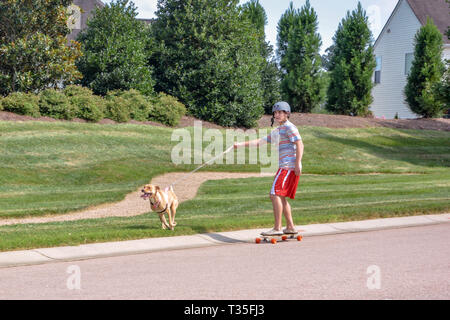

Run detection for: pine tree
[[277, 0, 323, 113], [405, 18, 445, 118], [326, 2, 375, 116]]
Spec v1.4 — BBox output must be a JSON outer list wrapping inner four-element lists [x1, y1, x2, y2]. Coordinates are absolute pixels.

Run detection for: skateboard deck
[[255, 233, 302, 244]]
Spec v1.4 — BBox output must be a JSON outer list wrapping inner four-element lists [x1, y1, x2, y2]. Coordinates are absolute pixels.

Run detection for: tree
[[0, 0, 82, 96], [151, 0, 264, 128], [240, 0, 267, 35], [433, 0, 449, 116], [241, 0, 281, 114], [277, 1, 323, 113], [326, 2, 375, 116], [76, 0, 154, 96], [321, 44, 335, 71], [404, 18, 445, 118]]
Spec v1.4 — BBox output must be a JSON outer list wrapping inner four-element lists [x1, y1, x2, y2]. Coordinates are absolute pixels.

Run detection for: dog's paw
[[161, 223, 167, 230]]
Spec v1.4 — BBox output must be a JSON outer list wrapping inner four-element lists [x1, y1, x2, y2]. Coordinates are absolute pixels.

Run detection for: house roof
[[406, 0, 450, 44]]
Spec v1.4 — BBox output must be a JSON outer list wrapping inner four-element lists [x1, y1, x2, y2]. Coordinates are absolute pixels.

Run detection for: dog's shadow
[[125, 225, 244, 244], [125, 224, 157, 231]]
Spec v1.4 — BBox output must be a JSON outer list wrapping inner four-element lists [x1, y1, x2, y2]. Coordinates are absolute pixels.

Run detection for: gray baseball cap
[[272, 101, 291, 113]]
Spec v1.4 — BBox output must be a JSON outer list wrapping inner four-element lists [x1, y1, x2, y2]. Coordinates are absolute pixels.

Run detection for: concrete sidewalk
[[1, 213, 449, 268]]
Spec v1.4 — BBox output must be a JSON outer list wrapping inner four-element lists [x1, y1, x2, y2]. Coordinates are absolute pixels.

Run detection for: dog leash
[[168, 145, 234, 190]]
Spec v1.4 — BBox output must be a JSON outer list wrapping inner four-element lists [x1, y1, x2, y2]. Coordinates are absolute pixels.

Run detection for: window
[[374, 56, 381, 84], [405, 53, 414, 75]]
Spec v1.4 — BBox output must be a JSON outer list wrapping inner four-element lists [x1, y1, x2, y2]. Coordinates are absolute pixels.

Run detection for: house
[[370, 0, 450, 119], [67, 0, 155, 43], [67, 0, 105, 43]]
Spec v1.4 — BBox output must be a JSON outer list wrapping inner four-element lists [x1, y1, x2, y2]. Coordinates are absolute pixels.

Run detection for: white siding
[[371, 0, 422, 119], [443, 46, 450, 61]]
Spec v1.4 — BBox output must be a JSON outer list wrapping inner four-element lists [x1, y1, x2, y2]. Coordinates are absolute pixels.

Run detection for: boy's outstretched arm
[[295, 140, 304, 176], [233, 138, 264, 149]]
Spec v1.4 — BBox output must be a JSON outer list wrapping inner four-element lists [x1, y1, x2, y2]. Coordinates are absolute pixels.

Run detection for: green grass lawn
[[0, 172, 448, 251], [0, 120, 449, 251]]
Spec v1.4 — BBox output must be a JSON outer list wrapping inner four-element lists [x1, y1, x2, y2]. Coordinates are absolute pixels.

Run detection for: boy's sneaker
[[283, 228, 298, 234], [261, 228, 284, 236]]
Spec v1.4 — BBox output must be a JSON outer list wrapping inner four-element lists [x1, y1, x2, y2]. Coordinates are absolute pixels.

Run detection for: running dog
[[141, 184, 178, 230]]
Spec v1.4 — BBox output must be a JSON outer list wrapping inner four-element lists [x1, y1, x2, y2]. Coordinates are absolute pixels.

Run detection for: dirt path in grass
[[0, 172, 273, 226]]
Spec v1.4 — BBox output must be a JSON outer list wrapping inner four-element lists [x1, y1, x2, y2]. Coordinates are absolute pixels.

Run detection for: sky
[[103, 0, 399, 54]]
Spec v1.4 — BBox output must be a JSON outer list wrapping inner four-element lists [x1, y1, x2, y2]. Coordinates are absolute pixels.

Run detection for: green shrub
[[63, 85, 105, 122], [103, 89, 186, 125], [0, 92, 41, 117], [104, 89, 151, 122], [39, 89, 77, 120], [109, 89, 152, 122], [149, 93, 186, 126], [104, 91, 131, 123]]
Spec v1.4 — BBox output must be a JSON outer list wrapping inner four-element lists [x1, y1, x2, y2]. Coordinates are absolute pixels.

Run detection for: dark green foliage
[[405, 18, 446, 118], [277, 1, 323, 113], [151, 0, 264, 128], [326, 2, 375, 116], [434, 61, 449, 114], [39, 89, 77, 120], [0, 0, 81, 95], [321, 45, 335, 72], [261, 47, 282, 114], [76, 0, 155, 96], [240, 0, 267, 34], [241, 0, 281, 114], [0, 92, 41, 117]]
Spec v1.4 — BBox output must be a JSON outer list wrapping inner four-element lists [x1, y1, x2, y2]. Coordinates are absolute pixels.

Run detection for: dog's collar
[[150, 199, 168, 214]]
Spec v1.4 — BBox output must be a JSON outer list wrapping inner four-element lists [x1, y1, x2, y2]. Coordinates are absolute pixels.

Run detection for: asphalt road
[[0, 224, 449, 300]]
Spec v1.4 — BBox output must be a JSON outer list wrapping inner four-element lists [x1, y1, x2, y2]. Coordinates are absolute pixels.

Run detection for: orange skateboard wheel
[[255, 238, 261, 244], [281, 235, 287, 241], [297, 235, 303, 241], [271, 238, 277, 244]]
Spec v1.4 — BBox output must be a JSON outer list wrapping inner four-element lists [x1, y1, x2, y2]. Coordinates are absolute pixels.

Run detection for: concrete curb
[[1, 213, 449, 268]]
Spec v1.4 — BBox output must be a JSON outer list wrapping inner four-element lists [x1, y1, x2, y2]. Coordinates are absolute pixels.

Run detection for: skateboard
[[255, 232, 302, 244]]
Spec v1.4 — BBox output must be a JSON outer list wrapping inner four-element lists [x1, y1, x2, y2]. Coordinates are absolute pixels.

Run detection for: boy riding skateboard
[[234, 101, 304, 237]]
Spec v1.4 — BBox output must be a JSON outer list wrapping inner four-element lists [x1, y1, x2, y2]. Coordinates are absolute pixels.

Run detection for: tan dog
[[141, 184, 178, 230]]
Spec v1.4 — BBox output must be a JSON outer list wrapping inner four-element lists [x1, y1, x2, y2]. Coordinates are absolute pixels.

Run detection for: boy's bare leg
[[281, 197, 295, 231], [270, 194, 283, 230]]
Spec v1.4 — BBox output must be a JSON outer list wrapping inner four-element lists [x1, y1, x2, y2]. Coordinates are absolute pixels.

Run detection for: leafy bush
[[104, 89, 152, 122], [0, 92, 41, 117], [63, 85, 105, 122], [151, 0, 264, 128], [150, 93, 186, 126], [76, 0, 154, 96], [113, 89, 152, 122], [39, 89, 77, 120], [104, 93, 131, 123]]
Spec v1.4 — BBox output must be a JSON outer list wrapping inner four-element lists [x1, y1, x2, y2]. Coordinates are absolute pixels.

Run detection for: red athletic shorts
[[270, 168, 300, 199]]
